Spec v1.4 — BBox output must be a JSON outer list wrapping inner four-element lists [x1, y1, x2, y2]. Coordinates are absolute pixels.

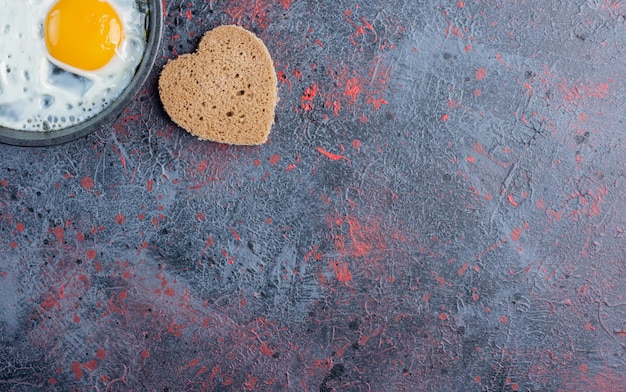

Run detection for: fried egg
[[0, 0, 146, 131]]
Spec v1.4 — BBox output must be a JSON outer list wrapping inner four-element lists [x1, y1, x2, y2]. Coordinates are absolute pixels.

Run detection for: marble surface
[[1, 0, 625, 390]]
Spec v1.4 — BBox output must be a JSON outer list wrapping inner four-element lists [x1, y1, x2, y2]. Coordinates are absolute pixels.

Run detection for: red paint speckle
[[140, 349, 150, 358], [83, 359, 98, 372], [547, 209, 562, 222], [536, 198, 546, 210], [331, 260, 352, 284], [205, 236, 214, 247], [441, 114, 449, 122], [1, 179, 7, 187], [473, 89, 481, 97], [475, 67, 487, 81], [344, 76, 363, 104], [457, 262, 470, 276], [472, 141, 485, 155], [10, 241, 18, 249], [115, 214, 126, 225], [73, 314, 80, 323], [317, 147, 349, 162], [474, 375, 481, 383], [97, 349, 106, 359], [52, 226, 65, 244], [277, 70, 291, 90], [507, 194, 519, 207], [269, 154, 281, 165], [224, 0, 297, 29], [230, 227, 241, 241], [164, 287, 175, 297], [71, 361, 83, 380], [366, 96, 388, 110], [16, 223, 24, 233], [301, 83, 319, 111], [86, 249, 97, 260], [196, 211, 206, 221], [510, 227, 522, 242], [352, 139, 361, 150], [495, 53, 508, 67], [80, 176, 94, 190], [147, 179, 154, 192], [499, 315, 508, 323], [41, 296, 57, 311], [260, 344, 274, 357], [197, 159, 209, 173], [562, 81, 610, 104], [325, 99, 341, 116], [49, 377, 57, 385], [278, 0, 294, 9], [245, 375, 259, 390]]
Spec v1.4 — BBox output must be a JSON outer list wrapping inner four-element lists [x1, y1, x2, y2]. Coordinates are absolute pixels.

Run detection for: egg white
[[0, 0, 146, 131]]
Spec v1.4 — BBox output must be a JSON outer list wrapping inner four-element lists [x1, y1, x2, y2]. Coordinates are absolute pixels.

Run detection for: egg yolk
[[45, 0, 123, 71]]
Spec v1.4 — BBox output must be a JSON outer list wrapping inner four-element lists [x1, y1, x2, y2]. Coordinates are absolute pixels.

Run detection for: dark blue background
[[1, 1, 625, 390]]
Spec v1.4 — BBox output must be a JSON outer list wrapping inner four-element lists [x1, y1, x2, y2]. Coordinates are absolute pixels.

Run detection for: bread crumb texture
[[158, 25, 278, 145]]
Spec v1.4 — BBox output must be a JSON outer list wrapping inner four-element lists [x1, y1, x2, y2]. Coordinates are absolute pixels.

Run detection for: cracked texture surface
[[1, 0, 625, 391]]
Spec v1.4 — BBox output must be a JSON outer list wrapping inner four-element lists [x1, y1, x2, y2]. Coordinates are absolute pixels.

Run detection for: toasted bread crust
[[158, 25, 278, 145]]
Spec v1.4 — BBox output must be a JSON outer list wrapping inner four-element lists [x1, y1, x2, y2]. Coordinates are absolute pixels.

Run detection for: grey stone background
[[1, 1, 625, 390]]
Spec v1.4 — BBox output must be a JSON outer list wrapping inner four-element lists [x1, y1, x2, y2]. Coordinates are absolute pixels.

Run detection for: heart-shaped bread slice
[[158, 25, 278, 145]]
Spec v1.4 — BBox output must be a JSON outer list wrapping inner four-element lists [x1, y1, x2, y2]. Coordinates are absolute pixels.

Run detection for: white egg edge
[[0, 0, 147, 131]]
